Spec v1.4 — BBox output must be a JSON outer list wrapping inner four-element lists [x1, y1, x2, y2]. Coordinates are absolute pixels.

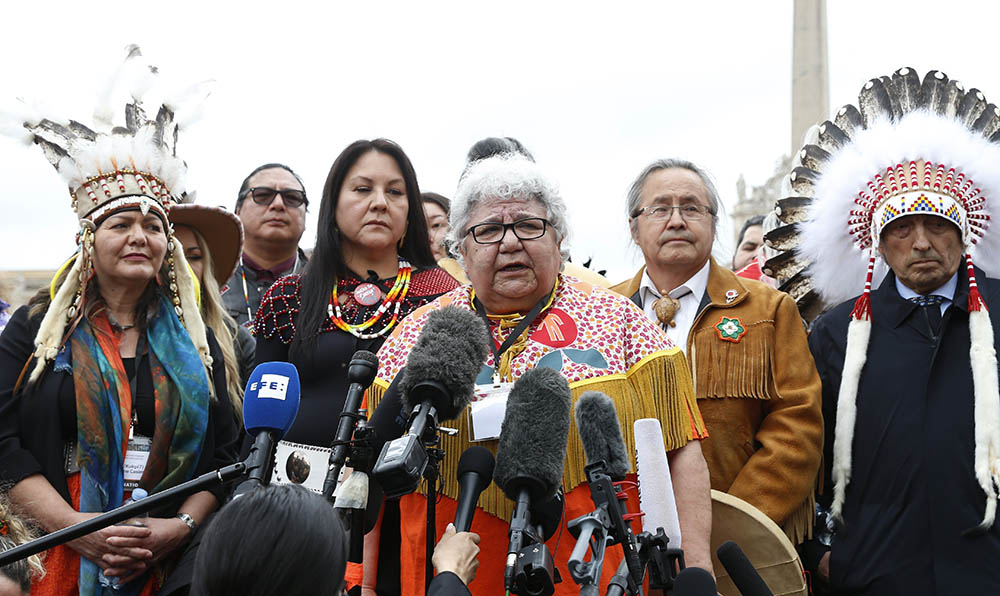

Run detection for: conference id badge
[[123, 435, 152, 490], [468, 382, 513, 442]]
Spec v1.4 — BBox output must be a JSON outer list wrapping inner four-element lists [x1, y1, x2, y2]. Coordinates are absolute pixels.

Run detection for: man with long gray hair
[[610, 159, 822, 544]]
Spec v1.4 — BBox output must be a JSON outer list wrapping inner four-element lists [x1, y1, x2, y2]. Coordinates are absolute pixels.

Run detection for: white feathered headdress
[[763, 68, 1000, 531], [2, 45, 214, 389]]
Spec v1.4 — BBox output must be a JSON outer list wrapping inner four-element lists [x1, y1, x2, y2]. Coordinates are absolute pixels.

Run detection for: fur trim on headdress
[[830, 317, 870, 522], [28, 249, 86, 385]]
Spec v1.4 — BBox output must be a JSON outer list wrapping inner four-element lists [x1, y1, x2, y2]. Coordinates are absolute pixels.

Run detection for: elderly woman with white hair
[[367, 154, 714, 595]]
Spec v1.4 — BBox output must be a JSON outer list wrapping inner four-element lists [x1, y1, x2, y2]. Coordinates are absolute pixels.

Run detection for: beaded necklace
[[327, 259, 412, 339]]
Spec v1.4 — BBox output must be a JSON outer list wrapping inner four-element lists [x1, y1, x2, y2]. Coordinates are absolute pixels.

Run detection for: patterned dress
[[369, 274, 706, 596]]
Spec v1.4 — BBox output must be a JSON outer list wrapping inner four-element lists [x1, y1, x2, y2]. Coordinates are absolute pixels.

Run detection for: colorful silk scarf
[[69, 295, 210, 596]]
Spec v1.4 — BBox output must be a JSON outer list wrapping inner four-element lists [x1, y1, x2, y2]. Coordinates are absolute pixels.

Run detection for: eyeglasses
[[240, 187, 308, 208], [631, 204, 714, 222], [466, 217, 550, 245]]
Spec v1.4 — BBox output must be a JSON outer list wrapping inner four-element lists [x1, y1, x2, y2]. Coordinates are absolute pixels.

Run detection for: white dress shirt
[[639, 260, 711, 353], [894, 271, 958, 315]]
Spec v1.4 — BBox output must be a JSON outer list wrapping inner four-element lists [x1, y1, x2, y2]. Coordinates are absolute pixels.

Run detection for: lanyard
[[472, 291, 552, 384], [127, 332, 148, 439]]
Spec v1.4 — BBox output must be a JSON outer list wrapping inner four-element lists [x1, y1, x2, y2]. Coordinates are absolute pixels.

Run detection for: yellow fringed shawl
[[368, 276, 707, 523]]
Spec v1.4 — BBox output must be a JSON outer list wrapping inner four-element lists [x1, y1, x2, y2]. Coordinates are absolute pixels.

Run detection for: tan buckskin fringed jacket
[[612, 258, 823, 543]]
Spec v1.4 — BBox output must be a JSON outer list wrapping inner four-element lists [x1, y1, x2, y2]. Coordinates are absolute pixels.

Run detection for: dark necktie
[[909, 294, 946, 335]]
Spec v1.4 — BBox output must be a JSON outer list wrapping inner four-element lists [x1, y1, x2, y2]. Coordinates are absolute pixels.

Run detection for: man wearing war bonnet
[[791, 68, 1000, 594]]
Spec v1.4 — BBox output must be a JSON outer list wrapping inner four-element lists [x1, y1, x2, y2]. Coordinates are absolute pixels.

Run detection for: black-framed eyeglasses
[[631, 204, 714, 222], [240, 187, 308, 208], [466, 217, 550, 245]]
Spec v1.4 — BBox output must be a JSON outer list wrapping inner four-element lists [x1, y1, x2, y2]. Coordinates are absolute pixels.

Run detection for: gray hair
[[626, 158, 722, 236], [449, 154, 570, 266]]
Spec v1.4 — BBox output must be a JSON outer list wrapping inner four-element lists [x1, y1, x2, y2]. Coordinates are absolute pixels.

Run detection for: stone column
[[791, 0, 829, 154]]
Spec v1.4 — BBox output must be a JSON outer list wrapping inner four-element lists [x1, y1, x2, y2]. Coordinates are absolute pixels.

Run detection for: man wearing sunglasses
[[223, 163, 310, 329], [611, 158, 822, 548]]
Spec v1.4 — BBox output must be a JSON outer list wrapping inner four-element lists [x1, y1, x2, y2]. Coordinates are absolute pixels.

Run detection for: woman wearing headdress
[[0, 50, 239, 595], [170, 203, 254, 408]]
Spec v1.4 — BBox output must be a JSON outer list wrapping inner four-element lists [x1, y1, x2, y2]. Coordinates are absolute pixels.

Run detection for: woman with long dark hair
[[253, 138, 458, 477]]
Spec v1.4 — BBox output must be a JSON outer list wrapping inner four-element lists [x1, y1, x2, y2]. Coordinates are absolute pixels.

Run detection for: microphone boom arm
[[0, 460, 247, 566]]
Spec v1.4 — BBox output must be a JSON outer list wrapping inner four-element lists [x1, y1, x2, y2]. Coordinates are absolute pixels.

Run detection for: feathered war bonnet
[[2, 45, 214, 390], [764, 68, 1000, 531]]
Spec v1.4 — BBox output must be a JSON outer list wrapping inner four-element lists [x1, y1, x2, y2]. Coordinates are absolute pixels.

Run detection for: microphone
[[717, 541, 775, 596], [494, 367, 572, 595], [569, 392, 640, 593], [453, 446, 496, 532], [634, 418, 682, 548], [233, 362, 301, 498], [575, 391, 630, 480], [373, 307, 489, 498], [322, 350, 379, 501], [672, 566, 718, 595]]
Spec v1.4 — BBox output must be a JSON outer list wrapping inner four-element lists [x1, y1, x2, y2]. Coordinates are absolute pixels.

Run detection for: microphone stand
[[604, 529, 685, 596], [406, 403, 453, 596], [568, 462, 642, 595], [424, 445, 444, 595], [338, 420, 377, 563], [0, 460, 247, 566]]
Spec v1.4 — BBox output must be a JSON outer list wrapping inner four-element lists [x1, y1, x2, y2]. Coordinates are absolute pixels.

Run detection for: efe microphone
[[322, 350, 378, 501], [494, 367, 572, 596], [373, 307, 489, 498], [233, 362, 301, 498], [453, 446, 496, 532]]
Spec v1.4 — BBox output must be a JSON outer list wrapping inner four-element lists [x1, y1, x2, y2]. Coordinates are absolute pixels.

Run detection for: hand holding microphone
[[233, 362, 302, 498], [432, 523, 482, 587]]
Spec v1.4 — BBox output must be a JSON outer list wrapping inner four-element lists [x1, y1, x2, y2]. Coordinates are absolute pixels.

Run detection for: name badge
[[271, 440, 343, 494], [468, 382, 514, 442], [124, 435, 152, 489]]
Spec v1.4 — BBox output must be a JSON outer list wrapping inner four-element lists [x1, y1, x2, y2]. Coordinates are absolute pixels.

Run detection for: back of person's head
[[0, 497, 43, 596], [465, 136, 535, 164], [192, 485, 348, 596]]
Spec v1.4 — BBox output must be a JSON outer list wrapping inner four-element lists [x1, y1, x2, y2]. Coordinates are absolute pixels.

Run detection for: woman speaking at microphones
[[367, 154, 714, 595]]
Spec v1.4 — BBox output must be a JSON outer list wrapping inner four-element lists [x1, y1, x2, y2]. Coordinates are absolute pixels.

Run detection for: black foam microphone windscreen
[[717, 540, 775, 596], [574, 391, 630, 481], [454, 446, 496, 532], [400, 306, 489, 420], [493, 367, 572, 503], [672, 567, 718, 595]]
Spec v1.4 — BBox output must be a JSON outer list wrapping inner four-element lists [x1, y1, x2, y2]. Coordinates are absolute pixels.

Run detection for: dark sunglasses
[[240, 187, 308, 208]]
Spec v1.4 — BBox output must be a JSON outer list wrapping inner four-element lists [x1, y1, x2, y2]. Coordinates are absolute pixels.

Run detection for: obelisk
[[791, 0, 829, 154]]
